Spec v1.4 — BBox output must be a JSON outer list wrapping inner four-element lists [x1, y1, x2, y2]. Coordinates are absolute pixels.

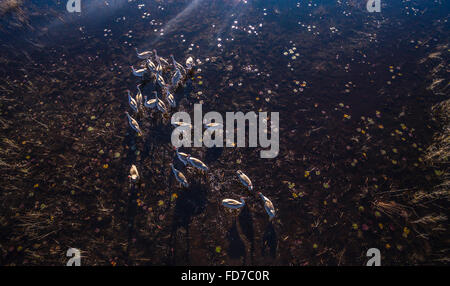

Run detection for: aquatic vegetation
[[0, 0, 448, 266]]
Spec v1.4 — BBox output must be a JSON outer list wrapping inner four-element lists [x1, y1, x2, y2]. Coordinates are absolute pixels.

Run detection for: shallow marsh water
[[0, 0, 448, 265]]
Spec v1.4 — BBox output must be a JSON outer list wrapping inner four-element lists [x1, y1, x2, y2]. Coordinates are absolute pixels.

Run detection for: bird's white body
[[171, 69, 181, 87], [144, 95, 157, 109], [185, 57, 194, 70], [156, 71, 165, 88], [171, 55, 186, 75], [258, 192, 275, 219], [171, 164, 189, 188], [131, 66, 147, 77], [135, 48, 152, 59], [222, 198, 246, 209], [129, 164, 140, 182], [187, 156, 208, 171], [167, 93, 176, 108], [127, 90, 138, 113], [176, 149, 190, 166], [154, 49, 169, 68], [164, 86, 176, 107], [172, 121, 192, 129], [135, 85, 143, 110], [237, 170, 253, 191], [126, 112, 142, 135], [205, 122, 223, 131], [146, 59, 156, 73], [156, 95, 167, 113]]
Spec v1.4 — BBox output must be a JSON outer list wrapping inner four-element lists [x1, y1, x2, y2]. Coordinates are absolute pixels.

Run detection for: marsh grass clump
[[406, 98, 450, 262], [426, 99, 450, 164], [423, 99, 450, 203]]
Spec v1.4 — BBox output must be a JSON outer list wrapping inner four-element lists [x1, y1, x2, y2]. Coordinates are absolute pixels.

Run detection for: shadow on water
[[238, 205, 255, 265], [169, 180, 208, 265], [226, 220, 246, 263], [262, 221, 277, 259], [126, 180, 138, 265], [205, 146, 223, 163]]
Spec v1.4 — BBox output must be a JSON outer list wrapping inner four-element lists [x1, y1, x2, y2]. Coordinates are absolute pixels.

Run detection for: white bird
[[204, 122, 223, 130], [167, 93, 176, 108], [131, 65, 147, 77], [222, 197, 246, 209], [237, 170, 253, 191], [155, 71, 166, 88], [135, 48, 152, 59], [185, 56, 194, 70], [187, 156, 208, 171], [155, 58, 163, 73], [171, 164, 189, 188], [156, 93, 167, 113], [175, 148, 190, 166], [127, 90, 138, 113], [144, 92, 157, 109], [170, 54, 186, 75], [171, 68, 182, 88], [135, 85, 143, 110], [258, 192, 276, 219], [146, 59, 157, 73], [126, 112, 143, 135], [172, 121, 192, 129], [164, 85, 176, 107], [129, 164, 140, 182], [153, 49, 169, 67]]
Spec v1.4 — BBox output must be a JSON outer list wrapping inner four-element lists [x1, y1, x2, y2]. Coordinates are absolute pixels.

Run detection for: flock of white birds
[[126, 48, 276, 220]]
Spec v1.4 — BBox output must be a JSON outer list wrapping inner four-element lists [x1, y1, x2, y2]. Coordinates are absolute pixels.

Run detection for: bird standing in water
[[126, 112, 143, 135], [156, 92, 167, 113], [131, 65, 147, 77], [127, 90, 138, 113], [164, 85, 176, 107], [237, 170, 253, 191], [172, 121, 192, 129], [153, 49, 169, 67], [155, 71, 166, 88], [204, 122, 223, 131], [170, 54, 186, 75], [222, 197, 246, 209], [129, 164, 140, 182], [185, 57, 194, 70], [146, 58, 157, 73], [175, 148, 190, 166], [135, 85, 144, 111], [171, 164, 189, 188], [135, 48, 152, 59], [258, 192, 276, 219], [187, 156, 208, 171], [171, 67, 182, 88], [144, 92, 157, 109]]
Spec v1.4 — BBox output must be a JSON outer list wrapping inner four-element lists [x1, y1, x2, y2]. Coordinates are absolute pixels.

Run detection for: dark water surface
[[0, 0, 448, 265]]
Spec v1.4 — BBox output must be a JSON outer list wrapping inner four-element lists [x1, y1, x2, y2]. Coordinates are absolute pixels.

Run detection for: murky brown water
[[0, 0, 448, 265]]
